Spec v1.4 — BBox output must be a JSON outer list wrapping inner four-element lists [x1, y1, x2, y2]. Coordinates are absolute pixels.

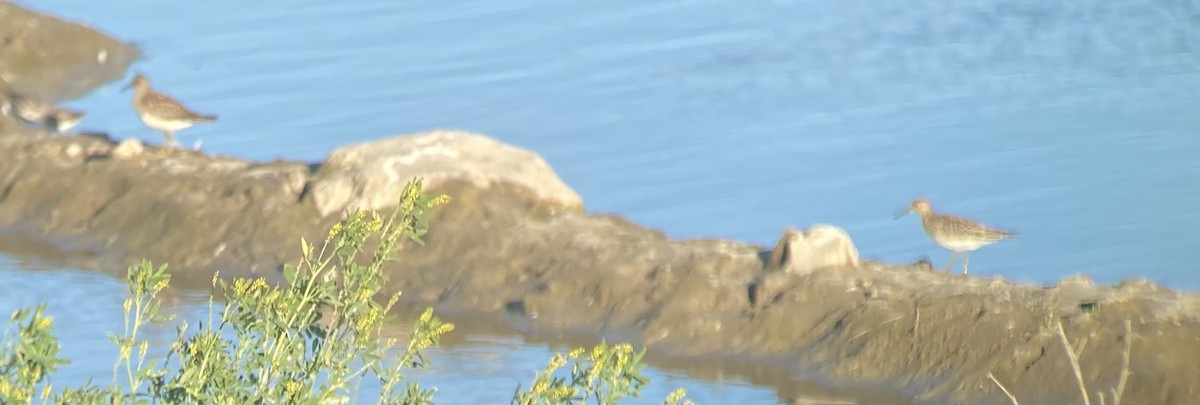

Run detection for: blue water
[[22, 0, 1200, 288], [0, 257, 795, 403], [4, 0, 1199, 401]]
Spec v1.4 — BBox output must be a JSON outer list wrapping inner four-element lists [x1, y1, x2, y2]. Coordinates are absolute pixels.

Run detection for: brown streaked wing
[[926, 213, 1013, 241], [140, 92, 209, 121]]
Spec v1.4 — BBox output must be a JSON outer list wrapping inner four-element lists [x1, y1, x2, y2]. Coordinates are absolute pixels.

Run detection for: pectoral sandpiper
[[123, 73, 217, 150], [895, 198, 1015, 274], [2, 91, 85, 135]]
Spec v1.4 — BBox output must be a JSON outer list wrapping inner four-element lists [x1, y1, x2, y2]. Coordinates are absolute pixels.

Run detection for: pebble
[[64, 143, 83, 159]]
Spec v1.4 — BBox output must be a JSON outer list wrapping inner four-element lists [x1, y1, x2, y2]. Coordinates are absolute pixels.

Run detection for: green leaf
[[283, 265, 296, 286]]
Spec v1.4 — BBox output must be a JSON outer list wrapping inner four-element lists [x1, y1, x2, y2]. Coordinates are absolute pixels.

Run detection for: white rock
[[311, 130, 584, 217], [768, 224, 861, 275], [111, 138, 144, 159], [64, 143, 83, 159]]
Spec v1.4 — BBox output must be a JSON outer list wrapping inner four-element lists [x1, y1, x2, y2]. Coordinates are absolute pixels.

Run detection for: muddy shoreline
[[3, 3, 1200, 405], [0, 243, 910, 405]]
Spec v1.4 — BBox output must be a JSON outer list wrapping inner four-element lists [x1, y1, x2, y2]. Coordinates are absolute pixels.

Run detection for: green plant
[[0, 304, 68, 403], [142, 177, 455, 405], [512, 341, 662, 405], [1, 177, 697, 405]]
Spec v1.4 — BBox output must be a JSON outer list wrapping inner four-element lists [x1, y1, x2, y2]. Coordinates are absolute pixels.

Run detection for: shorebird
[[122, 73, 217, 150], [2, 91, 85, 135], [2, 91, 48, 124], [895, 198, 1015, 274], [44, 108, 85, 136]]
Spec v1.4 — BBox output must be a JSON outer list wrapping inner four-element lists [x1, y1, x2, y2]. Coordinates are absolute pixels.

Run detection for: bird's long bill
[[893, 208, 912, 220], [121, 80, 135, 91]]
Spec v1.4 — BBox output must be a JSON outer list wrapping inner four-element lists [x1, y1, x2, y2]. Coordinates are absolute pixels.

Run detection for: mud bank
[[6, 132, 1200, 405], [3, 4, 1200, 405], [0, 1, 140, 108]]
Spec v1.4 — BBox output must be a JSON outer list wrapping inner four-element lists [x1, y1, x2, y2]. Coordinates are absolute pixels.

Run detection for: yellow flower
[[587, 365, 603, 387], [153, 278, 170, 294], [429, 195, 451, 208], [547, 354, 567, 371], [665, 388, 688, 404], [0, 379, 13, 398], [232, 278, 250, 295], [553, 386, 575, 399], [253, 277, 270, 292], [35, 316, 53, 331], [327, 223, 343, 241], [366, 214, 384, 232], [284, 379, 303, 397], [353, 289, 371, 304], [615, 354, 628, 371], [355, 307, 382, 332], [350, 209, 370, 227]]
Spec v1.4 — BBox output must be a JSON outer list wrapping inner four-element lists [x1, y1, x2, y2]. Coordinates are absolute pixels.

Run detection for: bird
[[2, 91, 85, 136], [2, 91, 50, 124], [44, 108, 86, 136], [122, 73, 217, 150], [895, 198, 1015, 274]]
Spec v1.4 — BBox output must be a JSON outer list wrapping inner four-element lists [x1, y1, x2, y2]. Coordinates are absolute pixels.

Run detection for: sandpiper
[[44, 108, 85, 136], [2, 91, 85, 135], [122, 73, 217, 149], [894, 198, 1015, 274]]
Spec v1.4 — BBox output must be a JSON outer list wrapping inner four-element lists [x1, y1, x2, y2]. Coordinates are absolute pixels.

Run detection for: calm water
[[2, 0, 1199, 401], [23, 0, 1200, 289]]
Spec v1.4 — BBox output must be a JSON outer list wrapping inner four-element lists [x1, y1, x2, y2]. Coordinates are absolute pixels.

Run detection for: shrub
[[0, 177, 693, 405]]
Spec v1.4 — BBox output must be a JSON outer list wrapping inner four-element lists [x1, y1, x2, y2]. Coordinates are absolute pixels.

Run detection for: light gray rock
[[310, 129, 584, 218], [65, 143, 84, 159], [767, 224, 860, 274], [111, 138, 144, 159]]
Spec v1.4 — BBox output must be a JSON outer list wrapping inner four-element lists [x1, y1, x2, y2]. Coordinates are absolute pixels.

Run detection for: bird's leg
[[962, 252, 970, 275], [157, 131, 179, 157], [944, 251, 957, 273]]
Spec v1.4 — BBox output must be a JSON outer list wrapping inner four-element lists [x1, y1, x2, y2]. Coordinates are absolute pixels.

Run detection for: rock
[[310, 130, 584, 218], [111, 138, 144, 159], [1058, 272, 1094, 287], [85, 142, 111, 158], [766, 224, 860, 274], [64, 143, 84, 159], [241, 162, 311, 201]]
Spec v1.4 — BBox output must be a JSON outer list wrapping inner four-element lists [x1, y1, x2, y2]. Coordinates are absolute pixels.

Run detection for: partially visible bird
[[123, 73, 217, 150], [2, 91, 85, 136], [895, 198, 1015, 274], [44, 108, 86, 136], [3, 91, 51, 124]]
